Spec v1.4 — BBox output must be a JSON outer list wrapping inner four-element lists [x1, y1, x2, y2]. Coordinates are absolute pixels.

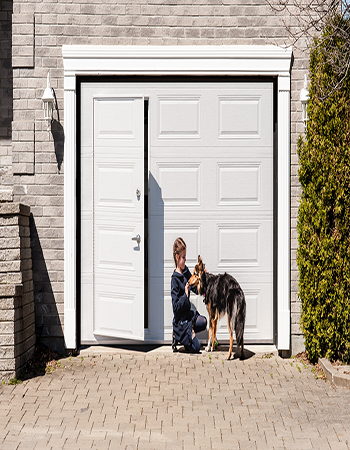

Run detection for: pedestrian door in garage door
[[80, 80, 274, 345]]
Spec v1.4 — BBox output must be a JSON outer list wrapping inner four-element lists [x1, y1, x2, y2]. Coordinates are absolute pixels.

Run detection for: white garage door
[[80, 80, 274, 344]]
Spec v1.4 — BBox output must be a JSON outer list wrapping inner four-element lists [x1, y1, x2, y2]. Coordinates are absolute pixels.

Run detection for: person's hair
[[173, 237, 186, 267]]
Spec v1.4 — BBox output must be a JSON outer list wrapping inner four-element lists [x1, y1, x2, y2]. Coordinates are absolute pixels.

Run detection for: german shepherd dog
[[189, 256, 246, 360]]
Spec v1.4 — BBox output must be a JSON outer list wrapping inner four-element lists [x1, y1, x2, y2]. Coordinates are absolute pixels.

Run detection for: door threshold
[[78, 343, 278, 357]]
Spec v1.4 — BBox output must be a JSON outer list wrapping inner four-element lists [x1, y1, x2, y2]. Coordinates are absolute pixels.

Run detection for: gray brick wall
[[0, 1, 13, 184], [10, 0, 306, 353]]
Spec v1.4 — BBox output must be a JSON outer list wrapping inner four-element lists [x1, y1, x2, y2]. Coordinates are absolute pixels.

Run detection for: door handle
[[132, 234, 141, 244]]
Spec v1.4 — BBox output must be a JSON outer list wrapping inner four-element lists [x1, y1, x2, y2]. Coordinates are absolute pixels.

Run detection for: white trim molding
[[277, 76, 291, 351], [62, 45, 293, 350], [63, 87, 76, 350]]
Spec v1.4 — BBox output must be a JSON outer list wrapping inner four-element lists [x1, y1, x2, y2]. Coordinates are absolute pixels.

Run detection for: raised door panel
[[157, 96, 201, 139], [94, 97, 144, 148]]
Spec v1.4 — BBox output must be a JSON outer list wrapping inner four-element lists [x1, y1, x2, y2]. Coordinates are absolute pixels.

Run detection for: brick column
[[0, 200, 35, 381]]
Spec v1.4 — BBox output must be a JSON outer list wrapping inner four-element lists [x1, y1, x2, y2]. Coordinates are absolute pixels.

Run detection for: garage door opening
[[78, 77, 276, 346]]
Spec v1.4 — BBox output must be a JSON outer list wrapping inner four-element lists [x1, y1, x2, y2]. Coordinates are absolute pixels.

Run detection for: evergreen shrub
[[298, 17, 350, 363]]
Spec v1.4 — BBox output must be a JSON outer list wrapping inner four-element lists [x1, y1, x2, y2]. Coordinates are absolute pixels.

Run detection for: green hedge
[[298, 18, 350, 363]]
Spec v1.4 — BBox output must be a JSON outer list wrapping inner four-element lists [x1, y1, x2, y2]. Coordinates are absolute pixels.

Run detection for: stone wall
[[0, 196, 35, 381]]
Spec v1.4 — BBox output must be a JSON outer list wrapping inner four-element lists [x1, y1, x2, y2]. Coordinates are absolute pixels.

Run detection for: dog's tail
[[235, 292, 246, 348]]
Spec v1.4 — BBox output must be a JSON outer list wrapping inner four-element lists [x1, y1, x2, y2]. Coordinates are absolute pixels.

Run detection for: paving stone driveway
[[1, 346, 350, 450]]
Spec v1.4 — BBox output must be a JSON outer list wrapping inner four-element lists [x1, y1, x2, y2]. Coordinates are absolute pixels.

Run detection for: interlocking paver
[[2, 347, 350, 449]]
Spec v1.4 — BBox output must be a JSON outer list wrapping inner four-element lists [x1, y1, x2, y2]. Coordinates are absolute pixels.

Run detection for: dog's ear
[[198, 255, 203, 270]]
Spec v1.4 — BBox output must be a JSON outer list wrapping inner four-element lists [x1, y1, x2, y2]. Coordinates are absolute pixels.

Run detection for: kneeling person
[[171, 237, 207, 353]]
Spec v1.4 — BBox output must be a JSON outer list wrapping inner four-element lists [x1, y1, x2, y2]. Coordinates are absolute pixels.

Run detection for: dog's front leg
[[205, 321, 212, 352], [205, 305, 212, 352]]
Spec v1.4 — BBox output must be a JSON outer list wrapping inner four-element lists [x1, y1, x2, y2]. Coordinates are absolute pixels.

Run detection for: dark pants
[[184, 314, 207, 353]]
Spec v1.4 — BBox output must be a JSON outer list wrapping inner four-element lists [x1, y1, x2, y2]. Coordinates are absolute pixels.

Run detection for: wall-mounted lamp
[[300, 74, 309, 131], [42, 72, 55, 131]]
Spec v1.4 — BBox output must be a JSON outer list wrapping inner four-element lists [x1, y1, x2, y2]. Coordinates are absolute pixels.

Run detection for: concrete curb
[[319, 357, 350, 389]]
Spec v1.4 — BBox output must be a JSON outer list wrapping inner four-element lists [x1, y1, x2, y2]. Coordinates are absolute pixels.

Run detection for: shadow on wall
[[51, 87, 64, 173], [51, 119, 64, 173], [30, 214, 65, 353], [0, 0, 13, 178]]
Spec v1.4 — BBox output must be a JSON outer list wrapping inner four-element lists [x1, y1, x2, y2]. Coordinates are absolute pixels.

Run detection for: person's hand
[[185, 282, 190, 297]]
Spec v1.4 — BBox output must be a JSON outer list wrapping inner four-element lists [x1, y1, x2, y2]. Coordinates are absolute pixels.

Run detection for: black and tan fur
[[189, 255, 246, 360]]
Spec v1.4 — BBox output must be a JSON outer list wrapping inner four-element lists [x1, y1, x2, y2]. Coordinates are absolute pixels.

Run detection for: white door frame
[[62, 45, 293, 350]]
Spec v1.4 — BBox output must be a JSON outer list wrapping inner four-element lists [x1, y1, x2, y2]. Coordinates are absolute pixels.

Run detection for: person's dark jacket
[[171, 266, 199, 347]]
